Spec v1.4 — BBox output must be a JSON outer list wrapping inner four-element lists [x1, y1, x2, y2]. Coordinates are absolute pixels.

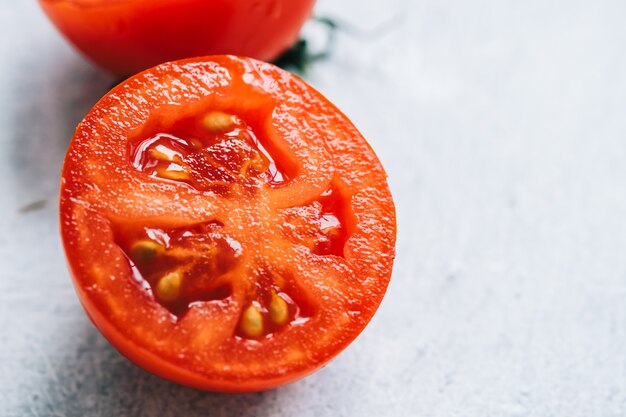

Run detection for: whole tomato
[[39, 0, 316, 76]]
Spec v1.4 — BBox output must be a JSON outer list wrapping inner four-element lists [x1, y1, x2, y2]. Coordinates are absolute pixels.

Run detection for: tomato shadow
[[38, 318, 287, 417], [7, 52, 114, 210]]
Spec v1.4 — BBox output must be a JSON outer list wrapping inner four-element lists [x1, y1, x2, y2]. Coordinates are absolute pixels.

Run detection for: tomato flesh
[[60, 56, 396, 392]]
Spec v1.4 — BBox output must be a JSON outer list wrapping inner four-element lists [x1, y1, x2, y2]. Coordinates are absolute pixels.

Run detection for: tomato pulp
[[39, 0, 316, 76], [60, 56, 396, 392]]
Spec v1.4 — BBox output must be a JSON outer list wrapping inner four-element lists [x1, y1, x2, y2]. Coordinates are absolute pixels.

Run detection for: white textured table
[[3, 0, 626, 416]]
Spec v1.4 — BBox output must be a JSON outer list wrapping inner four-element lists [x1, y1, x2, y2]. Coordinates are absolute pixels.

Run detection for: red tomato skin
[[59, 56, 396, 392], [39, 0, 316, 76]]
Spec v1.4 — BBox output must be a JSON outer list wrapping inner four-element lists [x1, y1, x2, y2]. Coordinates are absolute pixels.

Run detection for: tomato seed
[[130, 239, 165, 264], [157, 166, 191, 181], [202, 111, 238, 133], [269, 293, 288, 325], [240, 304, 264, 338], [155, 271, 183, 302]]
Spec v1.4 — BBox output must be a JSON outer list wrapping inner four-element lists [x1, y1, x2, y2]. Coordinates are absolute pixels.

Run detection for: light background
[[2, 0, 626, 416]]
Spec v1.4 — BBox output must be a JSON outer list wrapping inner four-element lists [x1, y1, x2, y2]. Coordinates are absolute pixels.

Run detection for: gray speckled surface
[[3, 0, 626, 416]]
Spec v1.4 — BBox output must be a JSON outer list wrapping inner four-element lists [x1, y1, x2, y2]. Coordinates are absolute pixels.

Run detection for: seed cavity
[[155, 270, 183, 303], [278, 186, 350, 257], [129, 111, 290, 191], [202, 111, 238, 133], [240, 304, 264, 338], [116, 221, 242, 318]]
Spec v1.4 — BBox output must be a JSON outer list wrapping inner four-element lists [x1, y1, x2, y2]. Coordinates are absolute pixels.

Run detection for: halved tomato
[[39, 0, 316, 76], [60, 56, 396, 392]]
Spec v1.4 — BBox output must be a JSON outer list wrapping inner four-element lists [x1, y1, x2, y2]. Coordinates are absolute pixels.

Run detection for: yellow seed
[[158, 168, 191, 181], [240, 304, 264, 338], [148, 148, 173, 161], [202, 111, 238, 133], [130, 240, 165, 264], [155, 271, 183, 303], [269, 293, 289, 325]]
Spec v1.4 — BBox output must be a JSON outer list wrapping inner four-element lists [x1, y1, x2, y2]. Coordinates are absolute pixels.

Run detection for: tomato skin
[[39, 0, 316, 76], [60, 56, 396, 392]]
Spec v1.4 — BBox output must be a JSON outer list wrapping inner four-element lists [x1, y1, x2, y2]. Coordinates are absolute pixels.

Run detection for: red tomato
[[60, 56, 396, 392], [39, 0, 316, 76]]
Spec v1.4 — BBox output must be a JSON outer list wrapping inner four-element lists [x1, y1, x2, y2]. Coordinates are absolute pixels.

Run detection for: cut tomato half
[[60, 56, 396, 392]]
